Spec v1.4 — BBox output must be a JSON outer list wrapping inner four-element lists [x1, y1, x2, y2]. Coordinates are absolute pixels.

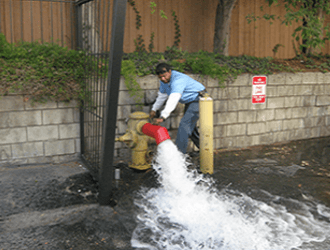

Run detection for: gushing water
[[131, 140, 330, 250]]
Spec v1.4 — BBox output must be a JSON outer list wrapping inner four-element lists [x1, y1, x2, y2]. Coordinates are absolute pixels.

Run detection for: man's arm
[[150, 91, 168, 119], [160, 93, 182, 119], [153, 93, 181, 125], [152, 91, 168, 112]]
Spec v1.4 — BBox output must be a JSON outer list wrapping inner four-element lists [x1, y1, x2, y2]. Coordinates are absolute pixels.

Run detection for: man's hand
[[152, 118, 164, 125], [149, 110, 156, 119]]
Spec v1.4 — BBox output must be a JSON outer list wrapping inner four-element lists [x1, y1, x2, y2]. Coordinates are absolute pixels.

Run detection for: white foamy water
[[131, 140, 330, 250]]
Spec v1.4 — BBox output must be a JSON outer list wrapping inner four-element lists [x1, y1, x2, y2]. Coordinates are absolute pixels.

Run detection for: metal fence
[[1, 0, 127, 205], [77, 0, 127, 205], [77, 0, 114, 179]]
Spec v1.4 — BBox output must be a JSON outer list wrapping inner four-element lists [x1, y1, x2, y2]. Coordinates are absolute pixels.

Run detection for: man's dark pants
[[175, 98, 200, 154]]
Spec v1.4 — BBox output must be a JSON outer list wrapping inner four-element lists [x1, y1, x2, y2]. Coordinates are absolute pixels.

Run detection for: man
[[150, 63, 206, 154]]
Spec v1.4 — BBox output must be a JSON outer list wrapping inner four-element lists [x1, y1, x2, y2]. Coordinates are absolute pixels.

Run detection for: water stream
[[131, 140, 330, 250]]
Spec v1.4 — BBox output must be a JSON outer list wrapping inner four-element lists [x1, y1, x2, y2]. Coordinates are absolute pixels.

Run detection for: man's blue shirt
[[159, 70, 205, 104]]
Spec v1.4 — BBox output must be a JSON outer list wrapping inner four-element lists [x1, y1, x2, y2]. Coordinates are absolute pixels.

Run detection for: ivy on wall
[[3, 32, 330, 105]]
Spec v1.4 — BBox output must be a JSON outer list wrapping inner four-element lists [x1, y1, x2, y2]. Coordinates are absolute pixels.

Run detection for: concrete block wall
[[2, 72, 328, 164], [115, 72, 330, 157], [0, 96, 80, 166]]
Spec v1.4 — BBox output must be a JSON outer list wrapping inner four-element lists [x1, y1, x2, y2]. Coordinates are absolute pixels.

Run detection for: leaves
[[0, 33, 92, 103], [121, 49, 296, 89], [121, 59, 143, 102], [150, 1, 157, 14], [251, 0, 330, 55], [160, 10, 167, 19]]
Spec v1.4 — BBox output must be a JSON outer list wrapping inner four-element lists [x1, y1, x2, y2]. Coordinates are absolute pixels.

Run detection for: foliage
[[150, 2, 157, 14], [246, 0, 330, 55], [4, 32, 330, 105], [122, 51, 164, 76], [121, 60, 143, 102], [128, 0, 146, 52], [128, 0, 142, 30], [273, 44, 285, 58], [134, 34, 146, 52], [149, 32, 155, 53], [129, 1, 180, 53], [122, 48, 297, 88], [172, 11, 181, 47], [160, 10, 168, 19], [0, 33, 88, 104]]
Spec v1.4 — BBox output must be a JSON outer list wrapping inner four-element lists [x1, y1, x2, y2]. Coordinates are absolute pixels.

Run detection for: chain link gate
[[76, 0, 127, 205]]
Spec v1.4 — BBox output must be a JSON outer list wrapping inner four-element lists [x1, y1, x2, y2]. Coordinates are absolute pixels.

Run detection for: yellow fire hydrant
[[115, 112, 153, 170]]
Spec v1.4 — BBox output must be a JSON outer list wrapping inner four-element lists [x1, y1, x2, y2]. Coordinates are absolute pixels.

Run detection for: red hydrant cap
[[141, 123, 171, 145]]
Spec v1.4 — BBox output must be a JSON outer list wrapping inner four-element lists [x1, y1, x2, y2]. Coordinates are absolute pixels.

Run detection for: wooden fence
[[0, 0, 76, 48], [1, 0, 329, 58]]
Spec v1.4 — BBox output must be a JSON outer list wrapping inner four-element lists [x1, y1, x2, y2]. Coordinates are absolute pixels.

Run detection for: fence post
[[98, 0, 127, 205], [76, 2, 85, 157]]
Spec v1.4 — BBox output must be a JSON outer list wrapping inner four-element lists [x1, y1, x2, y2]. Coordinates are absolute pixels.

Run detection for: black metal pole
[[98, 0, 127, 205], [76, 3, 85, 157]]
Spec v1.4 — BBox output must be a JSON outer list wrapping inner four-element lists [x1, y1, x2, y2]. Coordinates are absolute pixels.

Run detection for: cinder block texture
[[283, 119, 304, 130], [226, 124, 246, 136], [43, 109, 74, 124], [0, 145, 11, 161], [268, 74, 286, 85], [25, 100, 58, 110], [228, 99, 250, 111], [286, 73, 302, 85], [247, 122, 266, 135], [301, 72, 318, 84], [0, 97, 80, 166], [278, 86, 294, 96], [267, 97, 285, 109], [44, 140, 75, 156], [59, 124, 80, 139], [0, 96, 24, 112], [28, 125, 58, 141], [0, 111, 42, 128], [0, 128, 26, 144], [12, 142, 44, 158], [1, 72, 330, 165], [256, 110, 275, 122], [138, 75, 159, 90], [215, 112, 237, 125], [294, 85, 313, 95], [266, 121, 282, 132], [238, 111, 256, 123], [111, 72, 330, 152], [316, 96, 330, 106], [232, 74, 250, 86]]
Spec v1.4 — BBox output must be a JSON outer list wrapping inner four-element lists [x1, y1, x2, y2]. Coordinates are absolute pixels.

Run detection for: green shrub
[[0, 35, 88, 104], [3, 32, 330, 105]]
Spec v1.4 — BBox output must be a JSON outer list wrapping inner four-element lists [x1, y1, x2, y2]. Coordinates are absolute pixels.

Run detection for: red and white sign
[[252, 76, 267, 104]]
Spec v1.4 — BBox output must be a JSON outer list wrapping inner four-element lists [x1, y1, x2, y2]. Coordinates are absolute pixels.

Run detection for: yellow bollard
[[199, 93, 214, 174]]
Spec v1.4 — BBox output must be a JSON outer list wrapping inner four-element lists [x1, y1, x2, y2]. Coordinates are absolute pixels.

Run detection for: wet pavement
[[0, 137, 330, 249], [213, 136, 330, 208]]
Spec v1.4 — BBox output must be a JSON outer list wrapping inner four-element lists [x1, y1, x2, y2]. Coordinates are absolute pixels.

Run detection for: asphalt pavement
[[1, 136, 330, 250], [0, 161, 155, 250]]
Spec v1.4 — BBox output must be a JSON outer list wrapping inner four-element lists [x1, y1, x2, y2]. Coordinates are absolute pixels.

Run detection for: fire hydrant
[[115, 112, 154, 170]]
